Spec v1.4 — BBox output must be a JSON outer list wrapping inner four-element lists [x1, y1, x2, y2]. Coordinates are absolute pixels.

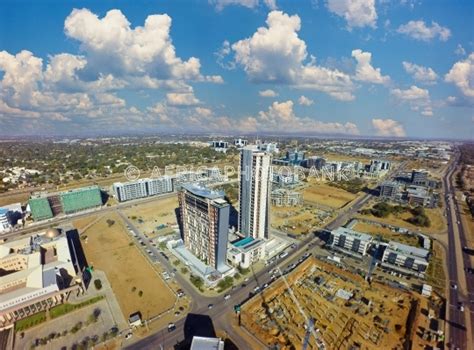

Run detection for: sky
[[0, 0, 473, 139]]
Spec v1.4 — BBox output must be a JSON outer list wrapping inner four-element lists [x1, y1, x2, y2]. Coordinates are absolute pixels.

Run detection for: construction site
[[241, 258, 420, 350]]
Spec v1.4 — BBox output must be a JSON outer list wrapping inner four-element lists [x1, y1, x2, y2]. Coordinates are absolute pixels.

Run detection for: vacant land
[[78, 213, 175, 319], [241, 258, 419, 349], [303, 180, 357, 209], [357, 205, 446, 235], [122, 196, 179, 238], [271, 205, 332, 235], [354, 222, 420, 246], [0, 191, 30, 207], [425, 241, 447, 296]]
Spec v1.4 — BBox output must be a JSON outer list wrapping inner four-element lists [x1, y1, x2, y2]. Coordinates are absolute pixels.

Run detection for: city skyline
[[0, 0, 473, 139]]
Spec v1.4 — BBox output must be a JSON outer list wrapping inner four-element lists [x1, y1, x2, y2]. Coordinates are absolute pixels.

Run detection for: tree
[[93, 279, 102, 290]]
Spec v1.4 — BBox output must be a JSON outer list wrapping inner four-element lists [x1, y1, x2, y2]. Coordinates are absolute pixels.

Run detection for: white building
[[113, 176, 173, 202], [257, 141, 279, 154], [147, 176, 173, 196], [382, 241, 430, 274], [239, 146, 272, 240], [227, 236, 266, 269], [330, 227, 373, 256], [0, 208, 11, 233]]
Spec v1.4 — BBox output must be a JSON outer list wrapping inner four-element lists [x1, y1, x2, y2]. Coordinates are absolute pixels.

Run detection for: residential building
[[381, 241, 430, 274], [113, 177, 173, 202], [271, 189, 303, 207], [239, 146, 272, 240], [379, 181, 400, 199], [0, 229, 84, 328], [330, 227, 373, 256], [178, 184, 229, 271]]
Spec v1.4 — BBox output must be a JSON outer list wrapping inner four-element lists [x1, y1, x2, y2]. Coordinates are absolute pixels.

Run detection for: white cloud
[[166, 92, 201, 106], [402, 61, 438, 84], [352, 49, 390, 84], [231, 11, 354, 101], [298, 95, 314, 106], [391, 85, 433, 116], [64, 9, 222, 84], [215, 40, 236, 70], [445, 53, 474, 98], [397, 20, 451, 41], [195, 107, 213, 117], [455, 44, 466, 56], [372, 118, 406, 137], [259, 89, 278, 97], [210, 0, 276, 11], [326, 0, 377, 29]]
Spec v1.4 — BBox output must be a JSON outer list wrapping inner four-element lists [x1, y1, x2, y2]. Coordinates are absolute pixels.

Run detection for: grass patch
[[50, 295, 104, 319], [15, 311, 47, 332]]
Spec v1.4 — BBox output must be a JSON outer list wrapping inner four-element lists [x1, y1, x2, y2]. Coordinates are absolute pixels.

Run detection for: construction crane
[[366, 235, 382, 283], [302, 318, 315, 350]]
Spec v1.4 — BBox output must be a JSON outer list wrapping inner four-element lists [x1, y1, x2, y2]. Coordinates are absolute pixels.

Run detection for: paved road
[[125, 177, 381, 349], [443, 153, 474, 350]]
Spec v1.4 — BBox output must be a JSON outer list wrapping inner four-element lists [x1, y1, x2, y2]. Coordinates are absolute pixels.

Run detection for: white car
[[224, 294, 231, 300]]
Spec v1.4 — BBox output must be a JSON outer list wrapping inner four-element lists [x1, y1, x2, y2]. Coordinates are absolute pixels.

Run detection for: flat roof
[[190, 336, 224, 350], [387, 241, 430, 259], [332, 227, 373, 242], [182, 183, 224, 200], [233, 236, 254, 248]]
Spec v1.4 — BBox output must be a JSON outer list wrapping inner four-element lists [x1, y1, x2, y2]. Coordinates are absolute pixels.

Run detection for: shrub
[[93, 279, 102, 290]]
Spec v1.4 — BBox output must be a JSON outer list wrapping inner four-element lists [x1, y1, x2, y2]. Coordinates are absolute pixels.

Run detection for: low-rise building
[[272, 172, 299, 186], [379, 181, 400, 199], [271, 189, 303, 206], [411, 169, 429, 185], [227, 236, 266, 269], [381, 241, 430, 274], [330, 227, 373, 256], [0, 229, 84, 328]]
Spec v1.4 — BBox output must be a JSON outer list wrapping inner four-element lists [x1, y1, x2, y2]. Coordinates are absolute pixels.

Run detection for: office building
[[227, 236, 266, 269], [382, 241, 430, 274], [211, 140, 229, 153], [190, 336, 225, 350], [286, 149, 305, 165], [379, 181, 400, 199], [330, 227, 373, 256], [369, 159, 391, 173], [234, 139, 248, 148], [256, 141, 279, 153], [178, 184, 229, 271], [0, 229, 84, 328], [239, 146, 272, 240], [272, 172, 299, 186], [411, 169, 429, 185], [0, 208, 11, 233]]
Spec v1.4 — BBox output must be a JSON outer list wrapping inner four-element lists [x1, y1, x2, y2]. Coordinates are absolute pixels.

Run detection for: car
[[208, 304, 214, 309], [224, 294, 231, 300], [244, 277, 249, 282], [451, 283, 458, 290], [253, 286, 260, 293], [125, 333, 133, 339], [263, 283, 269, 288], [465, 267, 474, 274], [458, 302, 464, 312], [168, 323, 176, 332]]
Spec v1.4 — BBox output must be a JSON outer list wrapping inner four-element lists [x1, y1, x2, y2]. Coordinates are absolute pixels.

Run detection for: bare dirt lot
[[302, 180, 357, 209], [353, 222, 420, 246], [121, 196, 179, 238], [270, 205, 333, 235], [77, 213, 175, 320], [241, 258, 420, 350]]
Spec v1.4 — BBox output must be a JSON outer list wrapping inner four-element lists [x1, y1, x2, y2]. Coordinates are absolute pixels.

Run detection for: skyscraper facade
[[178, 184, 229, 270], [238, 146, 272, 240]]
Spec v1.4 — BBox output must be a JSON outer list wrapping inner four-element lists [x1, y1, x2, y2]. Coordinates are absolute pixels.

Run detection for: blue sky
[[0, 0, 473, 139]]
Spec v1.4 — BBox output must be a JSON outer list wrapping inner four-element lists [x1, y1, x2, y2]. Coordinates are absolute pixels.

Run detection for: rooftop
[[190, 336, 225, 350], [332, 227, 373, 242], [387, 241, 430, 259], [182, 183, 224, 200]]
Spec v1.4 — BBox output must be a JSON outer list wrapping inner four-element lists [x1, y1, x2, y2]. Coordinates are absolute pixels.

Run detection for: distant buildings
[[303, 156, 326, 170], [239, 146, 272, 240], [256, 141, 279, 154], [113, 176, 173, 202], [271, 189, 303, 207], [28, 186, 102, 221], [285, 148, 305, 165], [330, 227, 373, 256], [381, 241, 430, 275], [0, 228, 84, 328], [272, 172, 299, 187], [368, 159, 391, 173], [234, 138, 248, 148], [211, 140, 229, 153], [178, 184, 229, 271]]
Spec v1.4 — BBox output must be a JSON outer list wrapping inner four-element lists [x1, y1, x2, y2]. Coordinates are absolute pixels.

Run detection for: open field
[[121, 196, 179, 238], [425, 241, 447, 296], [0, 191, 30, 207], [405, 159, 448, 180], [357, 202, 446, 235], [78, 212, 175, 319], [241, 258, 419, 349], [302, 180, 357, 209], [354, 222, 420, 246], [271, 205, 332, 235]]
